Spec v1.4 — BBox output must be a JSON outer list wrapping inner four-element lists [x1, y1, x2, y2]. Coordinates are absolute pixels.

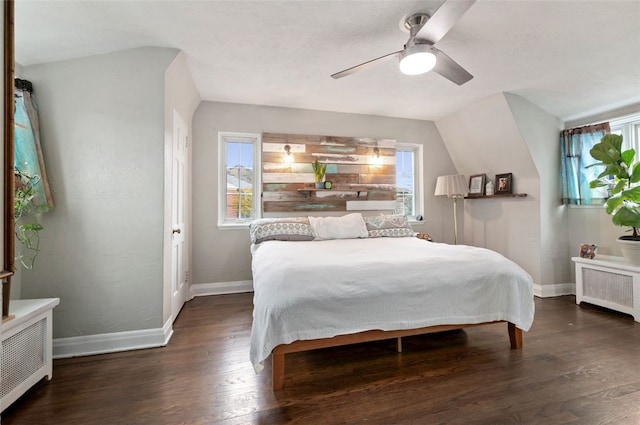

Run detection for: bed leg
[[396, 337, 402, 353], [272, 352, 285, 390], [508, 322, 523, 349]]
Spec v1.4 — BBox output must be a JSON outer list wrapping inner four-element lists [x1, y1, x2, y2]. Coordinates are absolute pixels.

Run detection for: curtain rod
[[15, 78, 33, 93]]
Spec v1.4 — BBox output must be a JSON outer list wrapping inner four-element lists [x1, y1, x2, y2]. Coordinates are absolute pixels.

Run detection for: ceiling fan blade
[[432, 49, 473, 85], [415, 0, 476, 44], [331, 51, 401, 79]]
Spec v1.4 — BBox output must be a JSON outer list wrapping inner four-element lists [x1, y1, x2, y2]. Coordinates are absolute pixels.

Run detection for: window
[[560, 123, 610, 205], [610, 114, 640, 156], [218, 132, 261, 228], [395, 143, 423, 221]]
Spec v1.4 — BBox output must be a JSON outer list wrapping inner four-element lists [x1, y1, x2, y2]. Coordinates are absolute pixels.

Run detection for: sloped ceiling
[[15, 0, 640, 122]]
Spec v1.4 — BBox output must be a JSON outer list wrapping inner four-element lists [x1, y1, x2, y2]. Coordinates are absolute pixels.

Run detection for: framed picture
[[495, 173, 513, 194], [579, 243, 597, 259], [468, 174, 486, 196]]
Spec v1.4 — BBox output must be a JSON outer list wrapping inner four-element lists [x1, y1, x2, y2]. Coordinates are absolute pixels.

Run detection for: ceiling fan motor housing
[[404, 13, 430, 37]]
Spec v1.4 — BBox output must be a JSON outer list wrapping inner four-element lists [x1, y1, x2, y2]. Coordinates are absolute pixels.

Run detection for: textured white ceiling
[[15, 0, 640, 122]]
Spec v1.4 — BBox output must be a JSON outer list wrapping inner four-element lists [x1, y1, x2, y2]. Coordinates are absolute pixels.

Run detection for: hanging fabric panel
[[14, 78, 54, 211], [560, 122, 610, 205]]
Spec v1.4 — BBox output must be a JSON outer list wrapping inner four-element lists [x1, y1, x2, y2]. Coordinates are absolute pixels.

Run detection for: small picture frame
[[468, 174, 486, 196], [579, 243, 597, 259], [495, 173, 513, 194]]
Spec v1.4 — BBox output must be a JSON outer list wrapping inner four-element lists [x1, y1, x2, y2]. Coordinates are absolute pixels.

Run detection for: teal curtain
[[14, 79, 53, 211], [560, 122, 610, 205]]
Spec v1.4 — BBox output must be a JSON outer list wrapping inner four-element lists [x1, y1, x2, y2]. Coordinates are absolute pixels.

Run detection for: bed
[[249, 214, 535, 390]]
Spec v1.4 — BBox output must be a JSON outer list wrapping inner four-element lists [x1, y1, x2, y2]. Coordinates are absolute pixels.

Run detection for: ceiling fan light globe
[[399, 47, 437, 75]]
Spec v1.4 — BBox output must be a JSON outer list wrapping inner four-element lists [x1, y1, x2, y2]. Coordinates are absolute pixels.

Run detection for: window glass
[[395, 143, 423, 220], [396, 149, 415, 216], [219, 133, 260, 227]]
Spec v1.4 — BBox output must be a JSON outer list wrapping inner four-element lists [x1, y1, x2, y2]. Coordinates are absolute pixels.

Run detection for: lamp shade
[[399, 45, 437, 75], [434, 174, 468, 198]]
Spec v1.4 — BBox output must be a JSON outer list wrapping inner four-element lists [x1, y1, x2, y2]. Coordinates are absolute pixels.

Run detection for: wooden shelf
[[465, 193, 527, 199], [298, 188, 366, 198]]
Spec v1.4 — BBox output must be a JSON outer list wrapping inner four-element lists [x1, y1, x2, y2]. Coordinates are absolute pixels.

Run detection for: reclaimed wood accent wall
[[262, 133, 396, 213]]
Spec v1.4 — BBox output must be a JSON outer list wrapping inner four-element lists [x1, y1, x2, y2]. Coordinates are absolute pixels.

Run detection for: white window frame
[[569, 113, 640, 208], [395, 142, 424, 222], [217, 132, 261, 229], [610, 113, 640, 155]]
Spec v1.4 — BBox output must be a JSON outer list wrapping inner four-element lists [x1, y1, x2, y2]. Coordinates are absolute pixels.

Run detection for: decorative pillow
[[308, 213, 369, 240], [249, 217, 314, 244], [364, 214, 414, 238]]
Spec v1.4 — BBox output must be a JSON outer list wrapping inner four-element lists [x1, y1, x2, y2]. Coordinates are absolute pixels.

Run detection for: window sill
[[217, 222, 251, 231], [567, 204, 605, 209]]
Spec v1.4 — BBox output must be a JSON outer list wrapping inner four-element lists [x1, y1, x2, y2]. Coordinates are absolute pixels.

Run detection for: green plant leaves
[[590, 135, 623, 164], [622, 148, 636, 167], [311, 159, 327, 182], [14, 169, 45, 269], [588, 133, 640, 233], [630, 162, 640, 183], [612, 206, 640, 228]]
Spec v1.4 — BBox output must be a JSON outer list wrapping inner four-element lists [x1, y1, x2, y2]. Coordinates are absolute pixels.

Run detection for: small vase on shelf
[[485, 180, 494, 196], [315, 181, 324, 189]]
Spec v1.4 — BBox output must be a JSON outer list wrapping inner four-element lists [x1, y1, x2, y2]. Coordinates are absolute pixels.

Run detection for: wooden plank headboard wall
[[262, 133, 397, 213]]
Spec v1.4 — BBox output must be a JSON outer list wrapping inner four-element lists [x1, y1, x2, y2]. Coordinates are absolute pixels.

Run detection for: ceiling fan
[[331, 0, 476, 85]]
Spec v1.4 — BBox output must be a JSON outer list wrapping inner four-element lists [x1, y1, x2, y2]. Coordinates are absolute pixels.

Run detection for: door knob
[[172, 228, 181, 234]]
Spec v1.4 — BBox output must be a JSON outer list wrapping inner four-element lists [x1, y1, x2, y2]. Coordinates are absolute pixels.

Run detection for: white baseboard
[[190, 280, 253, 297], [533, 282, 576, 298], [53, 316, 174, 359]]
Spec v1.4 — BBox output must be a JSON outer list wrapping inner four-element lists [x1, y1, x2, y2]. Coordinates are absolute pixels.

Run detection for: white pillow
[[308, 213, 369, 240]]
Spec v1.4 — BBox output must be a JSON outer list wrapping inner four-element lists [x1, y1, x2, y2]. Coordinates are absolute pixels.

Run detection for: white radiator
[[1, 298, 59, 412], [573, 255, 640, 322], [582, 268, 634, 308], [1, 318, 46, 400]]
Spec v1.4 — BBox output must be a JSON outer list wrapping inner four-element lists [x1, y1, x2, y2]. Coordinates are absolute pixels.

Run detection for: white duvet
[[250, 237, 535, 373]]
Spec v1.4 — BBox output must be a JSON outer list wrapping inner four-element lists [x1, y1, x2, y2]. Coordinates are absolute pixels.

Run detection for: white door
[[171, 110, 189, 320]]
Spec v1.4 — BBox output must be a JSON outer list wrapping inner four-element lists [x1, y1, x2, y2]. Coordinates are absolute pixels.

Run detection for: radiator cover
[[1, 318, 46, 399], [573, 255, 640, 323]]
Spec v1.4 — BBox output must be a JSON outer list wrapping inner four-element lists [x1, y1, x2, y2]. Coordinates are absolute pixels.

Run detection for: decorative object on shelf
[[324, 181, 332, 190], [434, 174, 468, 245], [588, 134, 640, 264], [579, 243, 597, 259], [416, 233, 433, 241], [468, 174, 486, 196], [485, 179, 494, 196], [495, 173, 513, 194], [312, 159, 327, 189]]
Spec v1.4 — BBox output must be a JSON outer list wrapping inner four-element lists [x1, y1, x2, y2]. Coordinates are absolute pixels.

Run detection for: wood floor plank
[[2, 294, 639, 424]]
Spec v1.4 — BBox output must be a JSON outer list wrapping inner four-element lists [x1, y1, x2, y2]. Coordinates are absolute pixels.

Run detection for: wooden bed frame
[[271, 320, 523, 390]]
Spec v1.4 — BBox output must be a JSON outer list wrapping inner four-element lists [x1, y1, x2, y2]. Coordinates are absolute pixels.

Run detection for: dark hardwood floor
[[2, 294, 640, 424]]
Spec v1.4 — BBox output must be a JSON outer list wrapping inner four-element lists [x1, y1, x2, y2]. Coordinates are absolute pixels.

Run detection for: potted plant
[[312, 159, 327, 189], [14, 169, 46, 269], [589, 133, 640, 263]]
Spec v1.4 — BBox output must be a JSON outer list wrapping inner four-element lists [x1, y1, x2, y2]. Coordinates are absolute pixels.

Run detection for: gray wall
[[505, 93, 568, 287], [22, 47, 179, 338], [436, 94, 542, 283], [191, 101, 457, 287]]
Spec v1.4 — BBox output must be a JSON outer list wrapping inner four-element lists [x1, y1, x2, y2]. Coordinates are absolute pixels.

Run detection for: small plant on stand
[[312, 159, 327, 189]]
